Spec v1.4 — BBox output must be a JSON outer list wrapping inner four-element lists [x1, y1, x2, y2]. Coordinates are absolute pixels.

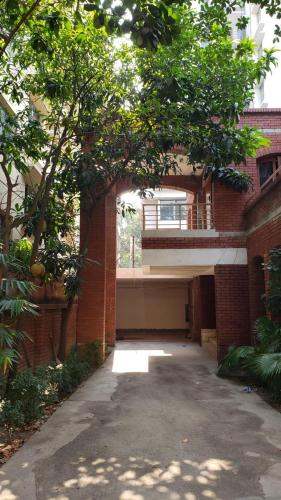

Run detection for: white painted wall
[[0, 94, 44, 240], [116, 281, 189, 330], [247, 5, 281, 108], [142, 248, 248, 268], [230, 5, 281, 108]]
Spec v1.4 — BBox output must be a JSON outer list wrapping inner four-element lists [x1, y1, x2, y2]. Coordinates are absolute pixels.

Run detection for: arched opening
[[249, 255, 266, 335], [116, 187, 193, 341], [258, 154, 281, 190]]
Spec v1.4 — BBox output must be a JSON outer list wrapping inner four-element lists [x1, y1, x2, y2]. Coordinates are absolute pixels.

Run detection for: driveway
[[1, 342, 281, 500]]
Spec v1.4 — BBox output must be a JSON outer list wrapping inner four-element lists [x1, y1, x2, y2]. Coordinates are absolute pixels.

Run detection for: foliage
[[38, 237, 78, 282], [9, 239, 32, 270], [134, 7, 274, 186], [0, 249, 38, 377], [0, 1, 275, 271], [205, 166, 253, 192], [117, 206, 142, 268], [2, 369, 46, 424], [0, 0, 280, 60], [0, 341, 101, 431], [218, 317, 281, 381], [21, 189, 77, 243]]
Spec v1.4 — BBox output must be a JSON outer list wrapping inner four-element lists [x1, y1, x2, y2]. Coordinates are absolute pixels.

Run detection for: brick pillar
[[189, 275, 216, 344], [77, 199, 107, 357], [105, 189, 117, 346], [189, 277, 201, 343], [215, 265, 250, 360], [200, 276, 216, 329]]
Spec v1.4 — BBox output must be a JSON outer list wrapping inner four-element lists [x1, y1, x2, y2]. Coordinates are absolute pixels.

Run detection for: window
[[159, 199, 186, 221], [259, 156, 281, 187]]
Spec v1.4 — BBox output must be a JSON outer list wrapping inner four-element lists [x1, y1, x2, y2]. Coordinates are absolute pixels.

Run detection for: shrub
[[218, 317, 281, 400], [0, 400, 25, 429], [4, 369, 45, 423], [0, 341, 101, 430]]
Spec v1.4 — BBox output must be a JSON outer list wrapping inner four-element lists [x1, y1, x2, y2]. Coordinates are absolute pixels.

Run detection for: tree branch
[[0, 0, 43, 58]]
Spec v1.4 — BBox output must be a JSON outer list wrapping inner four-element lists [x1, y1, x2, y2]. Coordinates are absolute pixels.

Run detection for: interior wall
[[117, 281, 189, 330]]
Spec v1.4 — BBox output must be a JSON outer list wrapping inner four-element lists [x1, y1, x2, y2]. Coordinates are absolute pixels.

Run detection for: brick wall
[[105, 190, 117, 346], [215, 265, 250, 360], [142, 236, 246, 249], [245, 178, 281, 336], [18, 302, 77, 369], [77, 199, 107, 355]]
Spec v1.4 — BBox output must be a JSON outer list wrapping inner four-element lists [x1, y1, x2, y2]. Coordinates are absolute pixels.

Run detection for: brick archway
[[77, 175, 202, 356]]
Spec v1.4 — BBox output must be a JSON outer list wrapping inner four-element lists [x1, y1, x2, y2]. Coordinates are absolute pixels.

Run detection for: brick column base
[[215, 265, 250, 360], [105, 190, 117, 346], [77, 199, 107, 358]]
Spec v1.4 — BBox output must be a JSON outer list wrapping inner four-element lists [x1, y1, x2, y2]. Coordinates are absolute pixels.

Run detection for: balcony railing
[[260, 164, 281, 191], [142, 203, 214, 231]]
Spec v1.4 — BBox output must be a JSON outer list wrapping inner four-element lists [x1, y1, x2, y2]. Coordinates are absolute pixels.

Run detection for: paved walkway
[[1, 342, 281, 500]]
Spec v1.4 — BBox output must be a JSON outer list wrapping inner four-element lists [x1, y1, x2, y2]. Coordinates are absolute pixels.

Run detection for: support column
[[215, 265, 250, 360], [105, 189, 117, 346], [77, 199, 107, 357], [189, 275, 216, 344]]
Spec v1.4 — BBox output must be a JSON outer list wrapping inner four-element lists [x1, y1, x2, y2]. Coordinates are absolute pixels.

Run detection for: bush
[[218, 318, 281, 401], [0, 400, 25, 429], [4, 369, 45, 424], [0, 341, 101, 430]]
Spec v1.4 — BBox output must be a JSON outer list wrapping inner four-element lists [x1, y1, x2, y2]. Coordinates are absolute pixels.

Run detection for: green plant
[[218, 318, 281, 398], [4, 369, 45, 423], [0, 341, 101, 431], [0, 250, 38, 378], [38, 238, 75, 281], [0, 400, 25, 430], [10, 239, 32, 270]]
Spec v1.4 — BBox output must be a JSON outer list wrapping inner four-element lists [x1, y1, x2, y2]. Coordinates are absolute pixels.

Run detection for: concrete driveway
[[1, 342, 281, 500]]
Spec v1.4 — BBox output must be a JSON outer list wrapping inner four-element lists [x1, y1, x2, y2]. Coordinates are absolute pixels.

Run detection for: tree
[[0, 0, 281, 58], [117, 206, 142, 268], [0, 1, 276, 360], [134, 5, 273, 188], [0, 1, 275, 262]]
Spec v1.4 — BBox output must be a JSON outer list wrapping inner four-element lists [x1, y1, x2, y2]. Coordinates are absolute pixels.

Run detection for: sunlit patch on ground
[[112, 349, 172, 373]]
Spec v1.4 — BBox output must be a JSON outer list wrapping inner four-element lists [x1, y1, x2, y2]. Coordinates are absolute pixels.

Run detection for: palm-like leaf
[[255, 317, 281, 344], [0, 348, 20, 374], [218, 345, 255, 376], [255, 317, 281, 353], [0, 278, 37, 296], [0, 252, 26, 274], [249, 353, 281, 380], [0, 324, 31, 348], [0, 298, 39, 317]]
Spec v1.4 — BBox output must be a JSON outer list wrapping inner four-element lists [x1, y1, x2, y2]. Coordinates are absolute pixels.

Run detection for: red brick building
[[77, 109, 281, 360]]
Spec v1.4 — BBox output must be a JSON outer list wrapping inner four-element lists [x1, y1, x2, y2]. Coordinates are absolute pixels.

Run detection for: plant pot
[[45, 282, 55, 302], [45, 280, 66, 303], [31, 279, 45, 303], [53, 279, 66, 303]]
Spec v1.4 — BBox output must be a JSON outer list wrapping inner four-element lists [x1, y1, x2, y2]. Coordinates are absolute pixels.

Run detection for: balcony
[[142, 202, 214, 231]]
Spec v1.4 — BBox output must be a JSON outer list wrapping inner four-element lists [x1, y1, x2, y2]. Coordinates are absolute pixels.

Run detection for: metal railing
[[142, 203, 214, 230], [260, 164, 281, 191]]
